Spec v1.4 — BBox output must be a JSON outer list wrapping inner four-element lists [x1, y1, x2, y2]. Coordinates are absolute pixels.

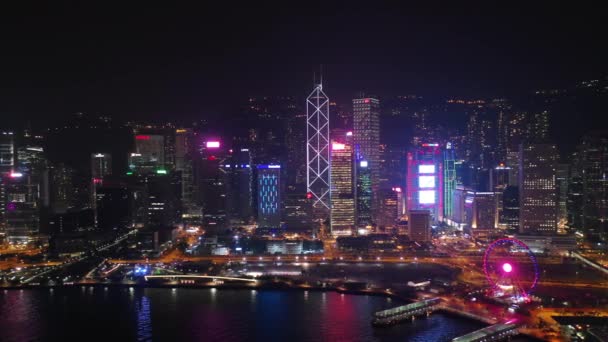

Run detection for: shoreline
[[1, 281, 413, 302]]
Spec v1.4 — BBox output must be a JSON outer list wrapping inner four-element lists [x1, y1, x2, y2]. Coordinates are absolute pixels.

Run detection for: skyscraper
[[195, 139, 227, 231], [378, 187, 399, 230], [306, 84, 331, 217], [443, 143, 456, 219], [2, 172, 40, 244], [330, 141, 355, 236], [355, 159, 372, 229], [519, 143, 558, 235], [284, 184, 313, 233], [129, 134, 165, 174], [468, 191, 498, 238], [408, 209, 431, 242], [91, 153, 112, 180], [406, 143, 444, 223], [0, 131, 15, 174], [353, 96, 380, 221], [555, 163, 570, 231], [574, 132, 608, 240], [223, 149, 253, 224], [257, 164, 281, 228]]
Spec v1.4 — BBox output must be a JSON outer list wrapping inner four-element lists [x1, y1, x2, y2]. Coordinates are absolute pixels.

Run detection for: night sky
[[0, 2, 606, 124]]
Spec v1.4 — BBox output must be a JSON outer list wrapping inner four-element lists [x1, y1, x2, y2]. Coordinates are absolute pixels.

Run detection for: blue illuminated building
[[257, 165, 281, 228]]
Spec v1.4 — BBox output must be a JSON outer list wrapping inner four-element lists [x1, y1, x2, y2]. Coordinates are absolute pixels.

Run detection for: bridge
[[572, 252, 608, 276], [451, 321, 519, 342], [372, 297, 441, 326], [143, 275, 258, 283]]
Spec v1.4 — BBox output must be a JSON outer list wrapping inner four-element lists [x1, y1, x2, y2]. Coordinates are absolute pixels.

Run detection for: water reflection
[[0, 288, 488, 342]]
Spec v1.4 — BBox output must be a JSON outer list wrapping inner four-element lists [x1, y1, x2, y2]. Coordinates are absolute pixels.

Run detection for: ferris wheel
[[482, 238, 539, 302]]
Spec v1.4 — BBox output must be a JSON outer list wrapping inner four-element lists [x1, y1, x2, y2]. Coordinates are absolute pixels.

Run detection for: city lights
[[332, 143, 345, 150], [206, 141, 220, 148]]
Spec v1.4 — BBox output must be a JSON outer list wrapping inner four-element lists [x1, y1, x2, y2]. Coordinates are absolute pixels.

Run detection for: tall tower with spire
[[306, 81, 331, 217]]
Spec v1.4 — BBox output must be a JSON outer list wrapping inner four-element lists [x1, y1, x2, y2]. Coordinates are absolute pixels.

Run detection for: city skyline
[[1, 4, 608, 342]]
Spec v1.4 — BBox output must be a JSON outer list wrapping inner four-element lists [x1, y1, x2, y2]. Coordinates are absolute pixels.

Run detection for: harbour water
[[0, 287, 502, 341]]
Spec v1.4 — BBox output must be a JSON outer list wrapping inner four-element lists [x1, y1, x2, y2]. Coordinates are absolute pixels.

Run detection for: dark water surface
[[0, 287, 491, 341]]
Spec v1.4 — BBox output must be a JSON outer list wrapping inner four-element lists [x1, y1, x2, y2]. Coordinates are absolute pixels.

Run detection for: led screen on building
[[419, 175, 435, 188], [418, 164, 435, 174], [419, 190, 436, 204]]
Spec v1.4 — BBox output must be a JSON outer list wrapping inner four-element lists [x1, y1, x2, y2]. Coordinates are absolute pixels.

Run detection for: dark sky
[[0, 2, 606, 124]]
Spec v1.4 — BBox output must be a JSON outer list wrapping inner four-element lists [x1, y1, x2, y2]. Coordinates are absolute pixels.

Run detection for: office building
[[355, 159, 372, 229], [223, 148, 253, 224], [377, 187, 399, 230], [284, 185, 313, 233], [91, 153, 112, 180], [467, 191, 498, 238], [408, 209, 431, 242], [257, 165, 281, 228], [194, 139, 227, 231], [2, 172, 41, 244], [306, 84, 331, 216], [353, 96, 380, 220], [330, 142, 355, 236], [443, 143, 456, 219], [406, 143, 443, 223], [519, 143, 558, 235], [555, 163, 569, 231], [129, 134, 165, 173], [0, 131, 15, 174], [573, 132, 608, 240]]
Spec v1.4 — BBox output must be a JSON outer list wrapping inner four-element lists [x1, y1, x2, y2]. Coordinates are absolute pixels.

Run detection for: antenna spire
[[320, 64, 323, 87]]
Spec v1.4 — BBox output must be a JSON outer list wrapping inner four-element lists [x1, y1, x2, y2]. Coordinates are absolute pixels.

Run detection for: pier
[[451, 321, 519, 342], [372, 297, 441, 326]]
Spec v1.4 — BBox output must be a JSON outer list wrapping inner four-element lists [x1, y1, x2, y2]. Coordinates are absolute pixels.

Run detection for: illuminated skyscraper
[[378, 187, 399, 230], [223, 148, 253, 224], [406, 143, 443, 222], [257, 165, 281, 228], [91, 153, 112, 223], [0, 131, 15, 174], [467, 191, 498, 238], [130, 134, 165, 174], [330, 141, 355, 236], [555, 163, 569, 231], [443, 143, 456, 219], [519, 143, 557, 234], [355, 159, 372, 229], [195, 139, 227, 230], [91, 153, 112, 180], [573, 132, 608, 240], [353, 96, 380, 220], [2, 172, 40, 244], [306, 84, 330, 216]]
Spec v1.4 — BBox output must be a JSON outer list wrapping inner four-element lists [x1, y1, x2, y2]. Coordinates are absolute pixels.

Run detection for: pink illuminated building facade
[[406, 143, 443, 223]]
